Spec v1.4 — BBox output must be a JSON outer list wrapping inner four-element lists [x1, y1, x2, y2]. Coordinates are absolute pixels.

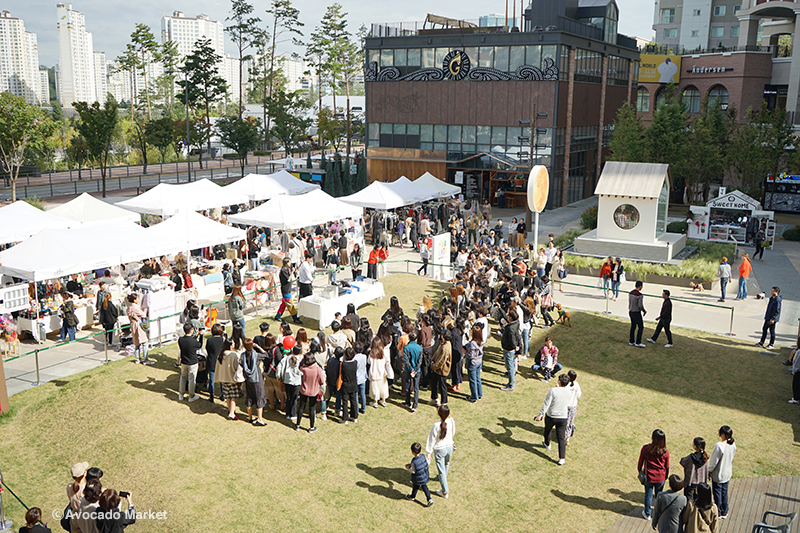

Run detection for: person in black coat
[[19, 507, 51, 533], [647, 290, 673, 347], [96, 489, 136, 533], [340, 347, 359, 424], [98, 292, 119, 347]]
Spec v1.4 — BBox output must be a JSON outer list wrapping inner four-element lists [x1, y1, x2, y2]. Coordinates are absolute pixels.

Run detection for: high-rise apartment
[[653, 0, 742, 51], [56, 3, 96, 107], [0, 10, 46, 105], [160, 11, 224, 60], [93, 50, 106, 104]]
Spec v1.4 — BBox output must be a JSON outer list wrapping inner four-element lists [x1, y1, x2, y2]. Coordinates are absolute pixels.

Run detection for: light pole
[[167, 68, 191, 181], [519, 105, 548, 248]]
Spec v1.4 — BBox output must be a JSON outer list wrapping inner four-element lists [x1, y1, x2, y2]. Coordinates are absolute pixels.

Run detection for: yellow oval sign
[[527, 165, 549, 213]]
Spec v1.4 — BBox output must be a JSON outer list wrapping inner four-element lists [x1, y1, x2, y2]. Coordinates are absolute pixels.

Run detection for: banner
[[639, 54, 681, 84], [431, 232, 451, 282]]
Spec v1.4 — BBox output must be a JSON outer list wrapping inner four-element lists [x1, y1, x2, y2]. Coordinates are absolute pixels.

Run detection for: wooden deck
[[605, 476, 800, 533]]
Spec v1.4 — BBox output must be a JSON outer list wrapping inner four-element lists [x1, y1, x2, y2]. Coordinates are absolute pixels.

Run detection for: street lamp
[[166, 68, 191, 181], [519, 109, 548, 250]]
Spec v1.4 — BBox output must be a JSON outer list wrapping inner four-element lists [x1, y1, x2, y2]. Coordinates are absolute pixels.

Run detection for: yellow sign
[[527, 165, 550, 214], [638, 54, 681, 84]]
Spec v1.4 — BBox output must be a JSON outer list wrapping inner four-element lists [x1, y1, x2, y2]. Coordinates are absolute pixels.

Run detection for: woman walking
[[426, 404, 456, 499], [227, 285, 246, 332], [611, 257, 624, 301], [539, 276, 555, 329], [464, 324, 484, 403], [126, 293, 152, 365], [534, 374, 572, 466], [296, 352, 325, 433], [554, 250, 567, 292], [680, 437, 709, 500], [707, 425, 736, 520], [98, 292, 119, 347], [682, 482, 718, 533], [214, 339, 242, 420], [368, 337, 392, 407], [735, 253, 752, 300], [638, 429, 670, 520], [565, 370, 582, 445]]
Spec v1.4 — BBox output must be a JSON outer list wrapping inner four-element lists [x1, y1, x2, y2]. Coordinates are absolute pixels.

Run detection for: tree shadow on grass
[[478, 418, 554, 463], [551, 489, 638, 515], [355, 463, 409, 500]]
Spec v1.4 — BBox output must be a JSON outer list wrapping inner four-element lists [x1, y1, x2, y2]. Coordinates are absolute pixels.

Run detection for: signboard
[[766, 174, 800, 213], [706, 191, 760, 211], [527, 165, 550, 214], [431, 232, 451, 281], [638, 54, 681, 84]]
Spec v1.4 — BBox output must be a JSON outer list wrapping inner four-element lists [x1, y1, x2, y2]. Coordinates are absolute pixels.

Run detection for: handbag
[[233, 361, 246, 384], [557, 268, 568, 280], [336, 361, 343, 391], [638, 460, 648, 485], [60, 504, 72, 531], [620, 272, 627, 285]]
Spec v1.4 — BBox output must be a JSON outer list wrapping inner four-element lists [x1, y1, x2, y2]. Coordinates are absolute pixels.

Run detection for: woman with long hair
[[682, 482, 718, 533], [554, 249, 566, 292], [382, 295, 405, 329], [611, 258, 624, 301], [295, 328, 310, 354], [276, 344, 303, 422], [126, 293, 153, 365], [240, 338, 268, 426], [350, 242, 363, 279], [430, 328, 452, 406], [205, 323, 225, 402], [448, 317, 465, 391], [341, 316, 356, 347], [680, 437, 709, 501], [426, 404, 455, 499], [296, 352, 324, 433], [262, 333, 286, 411], [464, 324, 484, 402], [214, 338, 242, 420], [736, 253, 752, 300], [565, 370, 582, 445], [98, 292, 119, 348], [638, 429, 670, 520], [368, 337, 392, 407], [707, 425, 736, 519], [227, 285, 246, 332]]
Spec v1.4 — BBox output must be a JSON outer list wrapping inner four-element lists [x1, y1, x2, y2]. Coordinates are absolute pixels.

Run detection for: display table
[[298, 281, 385, 328], [18, 303, 96, 343]]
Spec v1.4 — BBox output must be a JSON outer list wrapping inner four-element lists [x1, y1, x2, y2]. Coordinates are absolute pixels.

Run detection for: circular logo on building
[[443, 50, 471, 80]]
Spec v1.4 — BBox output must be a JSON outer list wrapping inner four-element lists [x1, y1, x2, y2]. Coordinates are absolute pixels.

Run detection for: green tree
[[304, 26, 328, 115], [341, 156, 353, 195], [217, 116, 261, 177], [317, 106, 345, 151], [265, 87, 312, 157], [145, 117, 177, 163], [128, 116, 150, 174], [183, 118, 213, 170], [608, 102, 645, 162], [265, 0, 304, 135], [306, 150, 312, 169], [356, 154, 368, 191], [73, 98, 120, 197], [324, 160, 341, 196], [114, 44, 140, 118], [644, 83, 689, 194], [226, 0, 262, 117], [130, 23, 160, 120], [685, 96, 734, 202], [65, 134, 90, 179], [154, 40, 179, 117], [180, 39, 229, 155], [0, 93, 55, 201]]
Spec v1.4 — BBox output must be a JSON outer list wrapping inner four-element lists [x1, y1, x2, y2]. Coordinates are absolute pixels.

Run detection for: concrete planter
[[568, 265, 711, 289]]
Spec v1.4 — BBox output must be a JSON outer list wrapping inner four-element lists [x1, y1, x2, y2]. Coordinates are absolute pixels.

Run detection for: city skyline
[[16, 0, 654, 68]]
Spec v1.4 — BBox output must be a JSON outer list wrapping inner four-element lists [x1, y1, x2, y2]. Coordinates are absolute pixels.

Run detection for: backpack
[[266, 346, 283, 378]]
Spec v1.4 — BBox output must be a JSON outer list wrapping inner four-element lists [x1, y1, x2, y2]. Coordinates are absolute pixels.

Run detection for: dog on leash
[[689, 281, 707, 292], [555, 303, 571, 327]]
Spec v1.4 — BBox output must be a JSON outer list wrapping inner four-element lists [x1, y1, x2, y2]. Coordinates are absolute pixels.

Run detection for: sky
[[18, 0, 655, 67]]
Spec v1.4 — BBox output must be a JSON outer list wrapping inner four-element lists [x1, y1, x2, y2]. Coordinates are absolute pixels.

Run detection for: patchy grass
[[0, 274, 797, 532]]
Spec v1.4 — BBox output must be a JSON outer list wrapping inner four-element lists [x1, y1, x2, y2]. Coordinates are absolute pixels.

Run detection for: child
[[541, 349, 554, 382], [405, 442, 434, 507]]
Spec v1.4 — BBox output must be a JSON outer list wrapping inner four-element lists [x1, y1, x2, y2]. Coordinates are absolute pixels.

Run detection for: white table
[[298, 281, 385, 328], [17, 304, 95, 343]]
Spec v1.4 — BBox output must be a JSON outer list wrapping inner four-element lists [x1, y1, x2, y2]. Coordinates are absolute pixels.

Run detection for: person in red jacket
[[599, 256, 613, 297], [638, 428, 670, 520], [367, 244, 380, 279], [378, 244, 389, 278]]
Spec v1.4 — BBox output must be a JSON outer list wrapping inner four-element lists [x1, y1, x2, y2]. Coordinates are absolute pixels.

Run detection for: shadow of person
[[497, 416, 537, 434], [355, 463, 409, 500], [607, 487, 644, 505], [551, 489, 637, 515], [478, 423, 554, 463]]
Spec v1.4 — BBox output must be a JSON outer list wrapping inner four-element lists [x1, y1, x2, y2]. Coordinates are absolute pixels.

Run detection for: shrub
[[783, 226, 800, 241], [553, 229, 588, 249], [667, 221, 688, 234], [580, 206, 598, 230], [24, 196, 46, 211], [222, 153, 241, 160], [253, 150, 271, 156]]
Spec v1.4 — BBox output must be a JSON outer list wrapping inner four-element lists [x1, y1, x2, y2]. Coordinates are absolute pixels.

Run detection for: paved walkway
[[3, 197, 798, 397], [606, 476, 800, 533]]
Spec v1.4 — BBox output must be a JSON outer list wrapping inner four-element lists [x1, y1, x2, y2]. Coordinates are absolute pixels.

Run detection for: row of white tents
[[1, 170, 460, 281]]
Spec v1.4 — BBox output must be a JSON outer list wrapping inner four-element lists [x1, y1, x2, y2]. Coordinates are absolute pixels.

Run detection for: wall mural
[[365, 50, 559, 82]]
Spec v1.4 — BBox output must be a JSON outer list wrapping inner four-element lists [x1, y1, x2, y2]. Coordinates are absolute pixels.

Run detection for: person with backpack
[[261, 334, 285, 412], [59, 291, 79, 342], [429, 328, 452, 406], [652, 475, 688, 533]]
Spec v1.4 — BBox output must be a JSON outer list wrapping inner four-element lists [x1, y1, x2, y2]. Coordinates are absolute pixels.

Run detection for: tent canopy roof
[[117, 179, 249, 216], [0, 201, 76, 244], [145, 211, 246, 253], [228, 189, 362, 230], [47, 193, 140, 224], [413, 172, 461, 198], [223, 172, 319, 201], [594, 162, 670, 199]]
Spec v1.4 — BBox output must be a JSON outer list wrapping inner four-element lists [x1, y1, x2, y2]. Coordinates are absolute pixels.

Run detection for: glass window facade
[[682, 87, 701, 113], [636, 87, 650, 113]]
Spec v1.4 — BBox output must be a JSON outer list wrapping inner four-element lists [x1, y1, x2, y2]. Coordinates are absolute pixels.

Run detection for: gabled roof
[[594, 161, 670, 199]]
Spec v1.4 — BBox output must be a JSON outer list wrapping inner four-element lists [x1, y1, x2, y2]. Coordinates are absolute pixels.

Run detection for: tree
[[341, 155, 353, 195], [265, 0, 304, 135], [608, 102, 645, 163], [217, 116, 261, 177], [146, 117, 177, 163], [685, 96, 734, 202], [128, 116, 150, 173], [180, 39, 229, 155], [154, 40, 179, 117], [304, 26, 328, 115], [265, 87, 312, 157], [306, 150, 312, 169], [644, 83, 689, 194], [0, 93, 55, 201], [226, 0, 261, 117], [181, 118, 213, 171], [65, 134, 90, 180], [324, 160, 341, 197], [130, 23, 160, 120], [317, 106, 345, 151], [356, 154, 368, 191], [115, 44, 140, 118], [73, 98, 120, 197]]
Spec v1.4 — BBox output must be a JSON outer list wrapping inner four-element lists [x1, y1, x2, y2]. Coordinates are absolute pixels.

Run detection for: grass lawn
[[1, 273, 798, 532]]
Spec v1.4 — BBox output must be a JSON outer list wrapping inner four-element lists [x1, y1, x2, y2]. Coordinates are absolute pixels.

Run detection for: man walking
[[754, 225, 766, 261], [756, 286, 782, 349], [716, 257, 731, 302], [647, 290, 673, 348], [298, 252, 315, 299], [629, 280, 647, 347]]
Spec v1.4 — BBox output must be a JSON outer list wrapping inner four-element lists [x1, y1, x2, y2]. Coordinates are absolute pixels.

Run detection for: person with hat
[[67, 461, 89, 530], [239, 337, 268, 426]]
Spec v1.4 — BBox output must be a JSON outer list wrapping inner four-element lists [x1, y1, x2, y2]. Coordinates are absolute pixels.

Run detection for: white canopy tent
[[0, 201, 77, 244], [391, 176, 438, 203], [145, 211, 247, 253], [228, 189, 362, 230], [414, 172, 461, 198], [47, 192, 140, 225], [224, 171, 319, 201], [0, 222, 155, 281], [339, 181, 416, 210], [117, 179, 249, 216]]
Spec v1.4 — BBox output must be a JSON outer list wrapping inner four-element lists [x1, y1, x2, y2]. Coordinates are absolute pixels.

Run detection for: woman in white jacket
[[367, 337, 393, 407], [565, 370, 582, 445], [707, 425, 736, 519], [426, 404, 455, 499]]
